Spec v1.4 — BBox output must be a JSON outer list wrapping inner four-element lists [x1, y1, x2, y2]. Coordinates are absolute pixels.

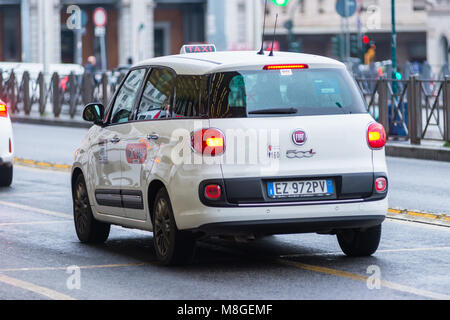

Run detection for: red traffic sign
[[93, 7, 107, 28]]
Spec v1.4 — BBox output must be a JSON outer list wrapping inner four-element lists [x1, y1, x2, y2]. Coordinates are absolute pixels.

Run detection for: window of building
[[237, 2, 247, 43], [318, 0, 325, 14], [413, 0, 426, 10], [0, 5, 21, 61]]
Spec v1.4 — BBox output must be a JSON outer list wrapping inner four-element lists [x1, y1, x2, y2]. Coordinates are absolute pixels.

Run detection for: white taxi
[[72, 46, 388, 265], [0, 99, 14, 187]]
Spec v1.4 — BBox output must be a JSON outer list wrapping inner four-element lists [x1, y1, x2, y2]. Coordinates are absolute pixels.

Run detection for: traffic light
[[331, 36, 343, 60], [271, 0, 290, 6]]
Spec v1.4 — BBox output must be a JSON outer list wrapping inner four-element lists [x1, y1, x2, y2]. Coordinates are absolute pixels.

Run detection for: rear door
[[91, 68, 147, 217], [207, 67, 374, 200], [120, 67, 176, 221]]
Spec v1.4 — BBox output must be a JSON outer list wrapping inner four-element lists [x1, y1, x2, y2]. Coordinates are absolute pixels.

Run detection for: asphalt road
[[0, 166, 449, 300], [12, 123, 88, 165]]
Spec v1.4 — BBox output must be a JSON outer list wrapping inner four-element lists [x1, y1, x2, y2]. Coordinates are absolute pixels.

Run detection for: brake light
[[205, 184, 222, 200], [9, 139, 12, 153], [263, 64, 309, 70], [375, 177, 387, 193], [367, 123, 386, 149], [191, 128, 225, 156], [0, 103, 7, 117]]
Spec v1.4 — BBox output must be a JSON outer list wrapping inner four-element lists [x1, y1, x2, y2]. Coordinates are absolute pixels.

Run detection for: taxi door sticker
[[126, 143, 148, 164]]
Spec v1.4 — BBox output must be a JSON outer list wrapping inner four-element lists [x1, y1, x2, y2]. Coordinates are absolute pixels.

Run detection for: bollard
[[82, 72, 94, 105], [38, 73, 46, 116], [444, 76, 450, 143], [68, 73, 77, 119], [102, 73, 109, 107], [52, 72, 61, 117], [9, 72, 16, 114], [407, 75, 422, 145], [22, 71, 31, 115], [377, 77, 389, 136]]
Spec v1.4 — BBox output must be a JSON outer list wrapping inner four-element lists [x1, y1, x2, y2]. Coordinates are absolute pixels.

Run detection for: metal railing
[[356, 76, 450, 144], [0, 70, 126, 119], [1, 69, 449, 144]]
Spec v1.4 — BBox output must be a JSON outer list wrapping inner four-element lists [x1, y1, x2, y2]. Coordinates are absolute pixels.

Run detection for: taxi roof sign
[[180, 44, 216, 54]]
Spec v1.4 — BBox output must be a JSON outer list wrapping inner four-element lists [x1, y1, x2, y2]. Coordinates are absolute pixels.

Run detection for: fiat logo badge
[[292, 129, 307, 146]]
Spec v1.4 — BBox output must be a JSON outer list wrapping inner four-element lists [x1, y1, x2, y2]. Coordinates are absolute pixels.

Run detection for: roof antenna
[[257, 0, 269, 55], [269, 13, 278, 57]]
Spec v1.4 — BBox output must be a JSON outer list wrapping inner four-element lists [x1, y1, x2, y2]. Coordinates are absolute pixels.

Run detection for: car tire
[[337, 224, 382, 257], [152, 188, 196, 266], [0, 165, 13, 187], [73, 174, 110, 243]]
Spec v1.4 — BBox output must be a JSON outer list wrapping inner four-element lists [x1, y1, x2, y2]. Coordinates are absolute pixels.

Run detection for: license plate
[[267, 179, 334, 199]]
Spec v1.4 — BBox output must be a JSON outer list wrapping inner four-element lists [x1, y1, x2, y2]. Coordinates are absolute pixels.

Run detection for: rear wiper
[[248, 108, 298, 115]]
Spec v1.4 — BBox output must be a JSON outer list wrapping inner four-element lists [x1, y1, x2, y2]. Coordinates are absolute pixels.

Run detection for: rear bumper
[[176, 197, 388, 232], [192, 215, 385, 236]]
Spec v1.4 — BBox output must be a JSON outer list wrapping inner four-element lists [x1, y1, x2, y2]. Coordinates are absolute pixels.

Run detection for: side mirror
[[83, 103, 105, 125]]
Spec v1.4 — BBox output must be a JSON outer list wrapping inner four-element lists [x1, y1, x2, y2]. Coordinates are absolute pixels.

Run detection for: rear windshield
[[207, 68, 367, 118]]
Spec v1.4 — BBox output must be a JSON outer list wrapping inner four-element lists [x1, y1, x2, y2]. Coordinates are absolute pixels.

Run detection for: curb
[[11, 115, 91, 129], [386, 143, 450, 162], [14, 158, 72, 172], [387, 208, 450, 227]]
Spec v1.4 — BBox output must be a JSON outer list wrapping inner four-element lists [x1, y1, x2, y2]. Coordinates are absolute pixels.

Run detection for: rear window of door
[[136, 68, 175, 121]]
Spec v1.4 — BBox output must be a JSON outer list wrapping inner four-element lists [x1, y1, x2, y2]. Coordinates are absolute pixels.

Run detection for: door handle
[[110, 137, 121, 144], [146, 133, 160, 141]]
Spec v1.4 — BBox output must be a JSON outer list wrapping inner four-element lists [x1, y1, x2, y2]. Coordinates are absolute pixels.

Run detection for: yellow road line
[[36, 162, 51, 167], [0, 274, 75, 300], [278, 259, 450, 300], [0, 200, 71, 219], [0, 221, 71, 227], [14, 158, 72, 171], [388, 208, 449, 221], [0, 262, 151, 273]]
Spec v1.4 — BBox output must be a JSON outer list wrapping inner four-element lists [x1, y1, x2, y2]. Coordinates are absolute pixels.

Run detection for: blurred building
[[2, 0, 208, 69], [1, 0, 448, 75], [265, 0, 449, 74]]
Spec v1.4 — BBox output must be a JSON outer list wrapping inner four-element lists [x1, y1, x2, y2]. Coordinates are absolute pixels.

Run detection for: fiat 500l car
[[0, 99, 14, 187], [72, 48, 388, 265]]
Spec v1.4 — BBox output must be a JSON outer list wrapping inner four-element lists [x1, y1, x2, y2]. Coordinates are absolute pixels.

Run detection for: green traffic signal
[[271, 0, 290, 6], [395, 72, 402, 80]]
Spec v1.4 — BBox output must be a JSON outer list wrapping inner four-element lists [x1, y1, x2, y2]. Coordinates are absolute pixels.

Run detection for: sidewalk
[[11, 113, 90, 129], [386, 140, 450, 162]]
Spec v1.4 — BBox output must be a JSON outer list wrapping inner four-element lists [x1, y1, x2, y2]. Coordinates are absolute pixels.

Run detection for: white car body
[[72, 50, 388, 261], [0, 99, 14, 186]]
